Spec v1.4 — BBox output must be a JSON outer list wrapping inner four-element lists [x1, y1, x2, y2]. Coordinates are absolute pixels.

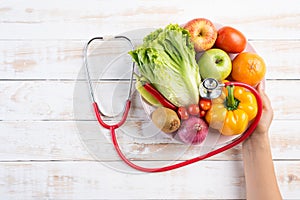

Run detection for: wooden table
[[1, 0, 299, 199]]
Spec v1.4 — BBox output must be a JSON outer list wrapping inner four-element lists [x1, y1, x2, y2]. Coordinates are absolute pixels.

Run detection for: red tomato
[[199, 99, 212, 111], [188, 104, 200, 116], [177, 107, 189, 120], [215, 26, 247, 53], [200, 110, 206, 118]]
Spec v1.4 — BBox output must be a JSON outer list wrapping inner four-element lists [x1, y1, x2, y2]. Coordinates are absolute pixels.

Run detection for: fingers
[[257, 82, 274, 122], [257, 82, 272, 111]]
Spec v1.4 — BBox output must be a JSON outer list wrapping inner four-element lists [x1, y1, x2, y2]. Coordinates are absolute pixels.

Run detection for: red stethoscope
[[83, 36, 263, 173]]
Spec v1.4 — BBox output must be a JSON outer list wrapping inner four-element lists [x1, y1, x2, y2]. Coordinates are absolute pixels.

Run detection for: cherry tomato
[[200, 110, 206, 118], [177, 107, 189, 120], [188, 104, 200, 116], [215, 26, 247, 53], [199, 99, 212, 111]]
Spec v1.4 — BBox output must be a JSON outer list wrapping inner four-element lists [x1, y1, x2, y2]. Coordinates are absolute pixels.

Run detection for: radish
[[177, 116, 209, 145]]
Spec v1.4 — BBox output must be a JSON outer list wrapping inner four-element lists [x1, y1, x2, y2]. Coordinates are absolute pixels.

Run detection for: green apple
[[198, 48, 232, 81]]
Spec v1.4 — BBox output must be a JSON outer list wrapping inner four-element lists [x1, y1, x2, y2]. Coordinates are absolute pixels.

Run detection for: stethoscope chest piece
[[199, 78, 224, 99], [83, 35, 263, 173]]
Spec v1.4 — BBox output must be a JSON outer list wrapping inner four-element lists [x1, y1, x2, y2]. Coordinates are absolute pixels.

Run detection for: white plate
[[74, 24, 262, 170], [136, 23, 259, 147]]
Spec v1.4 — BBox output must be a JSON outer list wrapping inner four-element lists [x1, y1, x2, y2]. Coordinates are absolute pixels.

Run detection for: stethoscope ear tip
[[83, 35, 264, 172]]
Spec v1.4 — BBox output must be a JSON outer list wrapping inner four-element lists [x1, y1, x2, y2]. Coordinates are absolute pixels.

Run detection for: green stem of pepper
[[226, 85, 240, 111]]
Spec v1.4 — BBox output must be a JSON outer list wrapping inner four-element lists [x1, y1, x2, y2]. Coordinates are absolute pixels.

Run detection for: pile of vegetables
[[129, 20, 260, 145], [130, 24, 209, 145], [130, 24, 200, 107]]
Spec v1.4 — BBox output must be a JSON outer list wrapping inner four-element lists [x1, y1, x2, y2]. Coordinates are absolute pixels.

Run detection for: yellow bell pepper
[[205, 85, 258, 136]]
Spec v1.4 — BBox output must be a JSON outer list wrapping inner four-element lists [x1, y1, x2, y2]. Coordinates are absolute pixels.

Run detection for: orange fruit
[[231, 52, 266, 86]]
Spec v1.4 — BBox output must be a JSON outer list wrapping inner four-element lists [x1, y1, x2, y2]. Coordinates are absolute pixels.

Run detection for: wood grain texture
[[0, 161, 299, 200], [0, 80, 299, 120], [0, 40, 300, 80], [0, 0, 299, 39], [0, 0, 299, 199], [0, 120, 299, 162]]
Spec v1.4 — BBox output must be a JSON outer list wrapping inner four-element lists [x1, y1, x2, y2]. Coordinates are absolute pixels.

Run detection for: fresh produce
[[151, 107, 181, 133], [199, 110, 206, 118], [214, 26, 247, 53], [135, 75, 161, 107], [131, 18, 265, 144], [199, 98, 212, 111], [198, 48, 232, 81], [177, 107, 189, 120], [205, 85, 258, 135], [129, 24, 200, 107], [143, 82, 177, 110], [188, 104, 200, 116], [177, 116, 209, 145], [231, 52, 266, 86], [184, 18, 217, 52]]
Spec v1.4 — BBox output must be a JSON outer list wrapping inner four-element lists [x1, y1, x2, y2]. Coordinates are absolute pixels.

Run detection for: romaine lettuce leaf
[[129, 24, 200, 107]]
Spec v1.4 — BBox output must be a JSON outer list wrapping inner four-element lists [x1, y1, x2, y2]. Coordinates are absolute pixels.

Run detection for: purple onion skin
[[177, 116, 209, 145]]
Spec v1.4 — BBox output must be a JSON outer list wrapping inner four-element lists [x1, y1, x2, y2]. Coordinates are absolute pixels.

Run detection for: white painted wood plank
[[0, 1, 298, 199], [0, 121, 92, 161], [0, 161, 298, 199], [0, 80, 299, 120], [0, 40, 299, 80], [0, 40, 85, 80], [0, 119, 299, 161], [0, 0, 299, 40], [252, 41, 300, 80]]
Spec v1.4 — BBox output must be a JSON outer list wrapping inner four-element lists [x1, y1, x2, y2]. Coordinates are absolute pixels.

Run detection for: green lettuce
[[129, 24, 200, 107]]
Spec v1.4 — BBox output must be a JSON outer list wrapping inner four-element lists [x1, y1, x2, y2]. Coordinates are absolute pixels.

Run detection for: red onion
[[177, 116, 209, 145]]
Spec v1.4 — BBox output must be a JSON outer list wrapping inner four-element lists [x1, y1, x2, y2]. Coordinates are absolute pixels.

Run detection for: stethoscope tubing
[[84, 35, 263, 173], [93, 81, 263, 173]]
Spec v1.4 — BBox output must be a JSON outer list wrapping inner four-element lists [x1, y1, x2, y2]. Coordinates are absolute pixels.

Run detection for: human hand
[[253, 82, 274, 135], [242, 83, 282, 200], [243, 82, 274, 145]]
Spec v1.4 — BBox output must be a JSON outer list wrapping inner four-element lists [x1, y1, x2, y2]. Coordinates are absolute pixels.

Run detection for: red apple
[[184, 18, 217, 52]]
